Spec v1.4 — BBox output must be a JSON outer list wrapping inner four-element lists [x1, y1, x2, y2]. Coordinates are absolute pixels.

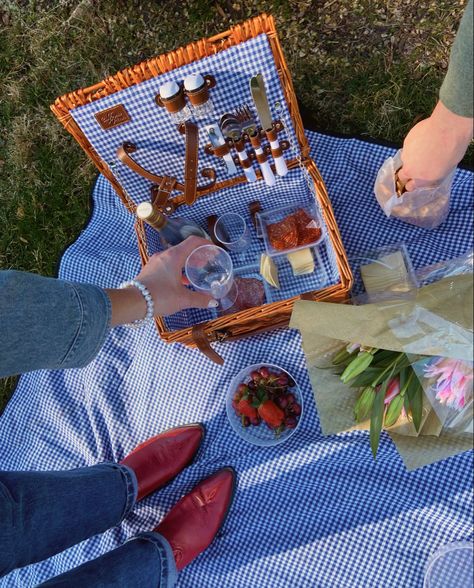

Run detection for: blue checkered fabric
[[0, 132, 472, 588]]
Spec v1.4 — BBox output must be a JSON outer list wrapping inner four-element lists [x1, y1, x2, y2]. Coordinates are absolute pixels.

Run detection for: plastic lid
[[184, 74, 204, 92], [424, 542, 473, 588], [159, 81, 180, 99]]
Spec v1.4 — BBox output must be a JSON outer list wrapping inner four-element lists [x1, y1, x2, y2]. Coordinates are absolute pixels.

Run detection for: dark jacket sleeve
[[0, 271, 111, 378]]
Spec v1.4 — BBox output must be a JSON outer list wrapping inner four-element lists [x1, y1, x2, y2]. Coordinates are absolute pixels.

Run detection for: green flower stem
[[399, 371, 414, 397], [371, 353, 406, 387]]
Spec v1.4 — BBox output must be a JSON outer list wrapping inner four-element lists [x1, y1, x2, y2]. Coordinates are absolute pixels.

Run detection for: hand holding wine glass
[[107, 237, 218, 325]]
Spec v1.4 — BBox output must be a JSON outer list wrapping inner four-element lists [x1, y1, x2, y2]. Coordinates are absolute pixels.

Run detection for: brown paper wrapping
[[290, 275, 473, 470]]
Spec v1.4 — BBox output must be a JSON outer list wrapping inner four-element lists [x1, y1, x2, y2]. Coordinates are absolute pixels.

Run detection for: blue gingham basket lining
[[149, 169, 340, 331], [70, 33, 341, 331], [71, 34, 301, 204]]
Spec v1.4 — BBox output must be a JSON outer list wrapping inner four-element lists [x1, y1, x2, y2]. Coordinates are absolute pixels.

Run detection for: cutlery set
[[206, 73, 289, 187]]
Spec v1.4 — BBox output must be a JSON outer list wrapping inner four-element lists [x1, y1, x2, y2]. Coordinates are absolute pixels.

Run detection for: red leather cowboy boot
[[155, 467, 236, 571], [120, 424, 204, 501]]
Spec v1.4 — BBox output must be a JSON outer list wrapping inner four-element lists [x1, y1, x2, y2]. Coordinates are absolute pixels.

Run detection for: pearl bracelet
[[119, 279, 154, 327]]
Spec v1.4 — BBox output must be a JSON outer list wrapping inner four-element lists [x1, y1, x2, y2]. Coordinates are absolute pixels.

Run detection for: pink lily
[[383, 377, 400, 405], [424, 358, 473, 410]]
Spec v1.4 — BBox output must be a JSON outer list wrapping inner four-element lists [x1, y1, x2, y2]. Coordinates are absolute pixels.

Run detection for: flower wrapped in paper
[[289, 261, 473, 470]]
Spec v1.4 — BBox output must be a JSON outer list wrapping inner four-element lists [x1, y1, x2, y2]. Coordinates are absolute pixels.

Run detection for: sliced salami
[[219, 277, 266, 316]]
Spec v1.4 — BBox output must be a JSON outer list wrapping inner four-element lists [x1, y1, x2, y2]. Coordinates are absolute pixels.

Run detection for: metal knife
[[250, 73, 288, 177], [205, 124, 238, 176]]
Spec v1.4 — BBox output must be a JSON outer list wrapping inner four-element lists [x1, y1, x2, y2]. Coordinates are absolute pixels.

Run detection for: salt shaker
[[184, 73, 214, 119], [158, 81, 192, 124]]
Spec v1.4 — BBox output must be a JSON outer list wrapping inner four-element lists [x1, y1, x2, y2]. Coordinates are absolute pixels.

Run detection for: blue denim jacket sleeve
[[0, 271, 111, 378]]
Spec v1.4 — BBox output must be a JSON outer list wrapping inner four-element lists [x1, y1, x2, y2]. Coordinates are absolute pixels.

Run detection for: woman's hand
[[398, 100, 473, 192], [106, 236, 217, 326]]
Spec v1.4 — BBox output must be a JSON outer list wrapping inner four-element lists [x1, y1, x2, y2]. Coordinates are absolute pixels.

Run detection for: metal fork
[[234, 105, 257, 137], [235, 104, 275, 187]]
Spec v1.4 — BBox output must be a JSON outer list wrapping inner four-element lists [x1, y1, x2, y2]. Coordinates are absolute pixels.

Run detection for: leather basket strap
[[117, 126, 216, 209], [183, 121, 199, 205], [117, 142, 184, 190], [192, 324, 224, 365]]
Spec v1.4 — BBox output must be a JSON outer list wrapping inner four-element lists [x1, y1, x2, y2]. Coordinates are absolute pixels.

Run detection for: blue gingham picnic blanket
[[0, 131, 473, 587]]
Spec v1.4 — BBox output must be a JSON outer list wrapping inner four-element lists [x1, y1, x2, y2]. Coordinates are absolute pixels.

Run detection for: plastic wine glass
[[214, 212, 251, 252], [185, 244, 238, 310]]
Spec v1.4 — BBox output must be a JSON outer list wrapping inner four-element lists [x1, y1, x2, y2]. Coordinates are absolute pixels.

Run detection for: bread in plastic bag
[[374, 149, 455, 229]]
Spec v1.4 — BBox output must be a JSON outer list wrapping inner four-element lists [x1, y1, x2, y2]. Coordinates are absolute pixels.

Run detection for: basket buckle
[[151, 176, 179, 214]]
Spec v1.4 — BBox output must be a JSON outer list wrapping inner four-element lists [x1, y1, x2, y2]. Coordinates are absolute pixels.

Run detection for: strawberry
[[258, 400, 284, 428], [237, 398, 258, 419]]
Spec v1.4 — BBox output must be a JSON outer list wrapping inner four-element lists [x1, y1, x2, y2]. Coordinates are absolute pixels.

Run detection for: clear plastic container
[[423, 542, 473, 588], [225, 363, 303, 447], [349, 242, 419, 304], [256, 202, 325, 258]]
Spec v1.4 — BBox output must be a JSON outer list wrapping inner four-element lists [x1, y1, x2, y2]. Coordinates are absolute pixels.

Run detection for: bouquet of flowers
[[290, 253, 473, 469], [331, 345, 473, 458]]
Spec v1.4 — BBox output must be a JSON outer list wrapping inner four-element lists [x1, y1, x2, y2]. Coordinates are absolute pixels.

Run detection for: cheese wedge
[[260, 254, 280, 288], [287, 248, 315, 275]]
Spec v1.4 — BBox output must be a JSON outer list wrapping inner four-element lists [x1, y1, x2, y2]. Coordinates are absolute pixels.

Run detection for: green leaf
[[371, 350, 400, 367], [399, 367, 408, 397], [372, 353, 410, 386], [348, 367, 385, 388], [354, 386, 376, 421], [406, 370, 423, 432], [256, 386, 266, 402], [384, 394, 404, 427], [341, 352, 375, 384], [370, 377, 388, 459]]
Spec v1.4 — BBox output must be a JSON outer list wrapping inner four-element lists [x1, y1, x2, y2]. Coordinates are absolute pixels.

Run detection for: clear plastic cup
[[185, 244, 238, 310], [423, 542, 473, 588], [214, 213, 251, 252]]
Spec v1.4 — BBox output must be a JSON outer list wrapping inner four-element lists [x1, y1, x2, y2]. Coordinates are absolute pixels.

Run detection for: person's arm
[[397, 101, 473, 191], [0, 237, 214, 378], [398, 0, 473, 191]]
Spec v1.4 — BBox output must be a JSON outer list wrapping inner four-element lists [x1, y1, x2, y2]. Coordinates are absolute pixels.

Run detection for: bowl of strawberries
[[226, 364, 303, 446]]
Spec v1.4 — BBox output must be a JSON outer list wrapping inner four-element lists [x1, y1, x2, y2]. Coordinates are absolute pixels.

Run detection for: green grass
[[0, 0, 471, 411]]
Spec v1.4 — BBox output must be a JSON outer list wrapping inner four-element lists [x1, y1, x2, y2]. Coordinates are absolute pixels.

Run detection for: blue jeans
[[0, 464, 178, 587]]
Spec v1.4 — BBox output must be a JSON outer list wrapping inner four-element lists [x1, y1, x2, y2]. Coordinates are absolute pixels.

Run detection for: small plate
[[225, 363, 303, 446]]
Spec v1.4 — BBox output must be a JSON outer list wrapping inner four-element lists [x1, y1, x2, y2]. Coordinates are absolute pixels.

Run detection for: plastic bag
[[415, 249, 473, 286], [374, 149, 456, 229]]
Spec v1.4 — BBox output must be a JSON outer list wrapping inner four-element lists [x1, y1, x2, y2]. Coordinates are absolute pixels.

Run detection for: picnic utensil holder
[[51, 13, 352, 364]]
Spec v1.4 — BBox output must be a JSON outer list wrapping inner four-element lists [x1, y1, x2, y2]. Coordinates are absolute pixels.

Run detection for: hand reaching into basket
[[106, 236, 218, 326]]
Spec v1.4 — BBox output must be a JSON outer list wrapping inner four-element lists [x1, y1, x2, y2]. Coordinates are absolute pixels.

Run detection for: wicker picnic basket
[[51, 13, 352, 363]]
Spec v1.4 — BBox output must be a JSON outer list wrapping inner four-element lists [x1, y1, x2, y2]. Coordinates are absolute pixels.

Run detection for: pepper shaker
[[158, 81, 192, 124], [184, 74, 214, 119]]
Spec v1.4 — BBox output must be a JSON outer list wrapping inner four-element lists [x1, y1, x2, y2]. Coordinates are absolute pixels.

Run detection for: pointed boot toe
[[155, 467, 236, 571], [121, 423, 204, 501]]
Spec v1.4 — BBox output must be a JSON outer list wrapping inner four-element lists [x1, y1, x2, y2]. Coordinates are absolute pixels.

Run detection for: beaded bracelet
[[118, 279, 154, 327]]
